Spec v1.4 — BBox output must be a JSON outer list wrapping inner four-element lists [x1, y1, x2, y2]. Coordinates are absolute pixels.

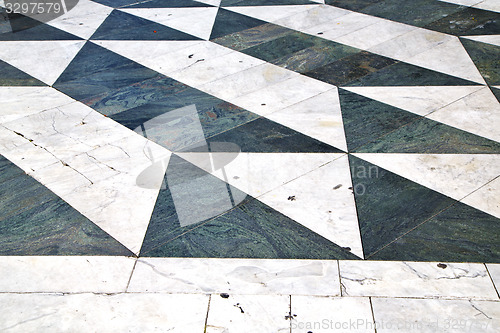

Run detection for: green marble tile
[[370, 202, 500, 263], [90, 10, 199, 40], [212, 23, 292, 51], [349, 154, 456, 258], [304, 51, 396, 86], [210, 8, 268, 40], [142, 158, 359, 259], [221, 0, 316, 5], [339, 89, 421, 152], [424, 7, 500, 36], [0, 59, 45, 86], [273, 43, 359, 73], [239, 31, 315, 62], [460, 38, 500, 85], [491, 86, 500, 103], [186, 117, 344, 153], [354, 117, 500, 154], [325, 0, 382, 11], [358, 0, 463, 28], [346, 61, 479, 86], [0, 14, 82, 40], [0, 156, 133, 256]]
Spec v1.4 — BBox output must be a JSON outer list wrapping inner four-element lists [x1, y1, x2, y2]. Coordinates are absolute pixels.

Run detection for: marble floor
[[0, 0, 499, 331]]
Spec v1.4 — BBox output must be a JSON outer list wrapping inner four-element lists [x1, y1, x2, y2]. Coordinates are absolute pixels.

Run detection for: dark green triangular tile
[[490, 86, 500, 103], [125, 0, 211, 7], [370, 201, 500, 263], [0, 59, 45, 86], [210, 8, 268, 40], [0, 14, 82, 40], [356, 0, 463, 28], [339, 89, 422, 152], [325, 0, 382, 11], [424, 7, 500, 36], [348, 154, 456, 259], [353, 115, 500, 154], [461, 38, 500, 85], [184, 117, 344, 153], [221, 0, 316, 6], [345, 61, 479, 86], [90, 10, 200, 40], [0, 156, 133, 256], [141, 155, 359, 259], [304, 51, 396, 86]]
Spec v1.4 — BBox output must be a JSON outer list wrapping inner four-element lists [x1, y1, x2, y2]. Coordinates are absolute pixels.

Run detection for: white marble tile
[[302, 12, 381, 41], [291, 296, 375, 332], [168, 50, 265, 87], [474, 0, 500, 12], [94, 40, 204, 73], [0, 101, 171, 254], [199, 62, 299, 100], [128, 258, 341, 296], [177, 152, 341, 199], [0, 256, 135, 293], [353, 154, 500, 201], [0, 293, 209, 332], [426, 87, 500, 142], [368, 28, 454, 61], [258, 155, 363, 258], [438, 0, 482, 5], [486, 264, 500, 293], [0, 41, 85, 85], [462, 176, 500, 219], [342, 86, 484, 117], [339, 261, 498, 300], [121, 7, 219, 40], [266, 88, 347, 152], [406, 37, 486, 84], [225, 5, 320, 23], [48, 0, 113, 39], [230, 75, 333, 116], [0, 87, 76, 124], [371, 297, 500, 333], [274, 4, 350, 31], [334, 18, 416, 51], [196, 0, 221, 5], [463, 35, 500, 47], [206, 294, 290, 333]]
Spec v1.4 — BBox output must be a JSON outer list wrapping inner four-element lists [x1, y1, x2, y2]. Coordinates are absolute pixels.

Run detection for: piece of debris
[[288, 195, 296, 201], [234, 303, 244, 313], [437, 263, 447, 269], [333, 184, 342, 190], [342, 247, 351, 251], [188, 54, 194, 58], [220, 293, 230, 298]]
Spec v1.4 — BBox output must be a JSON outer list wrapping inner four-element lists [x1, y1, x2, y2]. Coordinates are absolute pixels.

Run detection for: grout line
[[124, 257, 139, 293], [289, 294, 292, 333], [337, 260, 343, 297], [204, 294, 212, 333], [485, 264, 500, 300], [369, 297, 378, 333]]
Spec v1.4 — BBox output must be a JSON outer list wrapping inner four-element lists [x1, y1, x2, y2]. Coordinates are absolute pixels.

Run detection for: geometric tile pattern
[[0, 0, 499, 266]]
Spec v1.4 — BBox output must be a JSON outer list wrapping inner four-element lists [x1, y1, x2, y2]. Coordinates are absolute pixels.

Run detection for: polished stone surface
[[0, 0, 499, 330]]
